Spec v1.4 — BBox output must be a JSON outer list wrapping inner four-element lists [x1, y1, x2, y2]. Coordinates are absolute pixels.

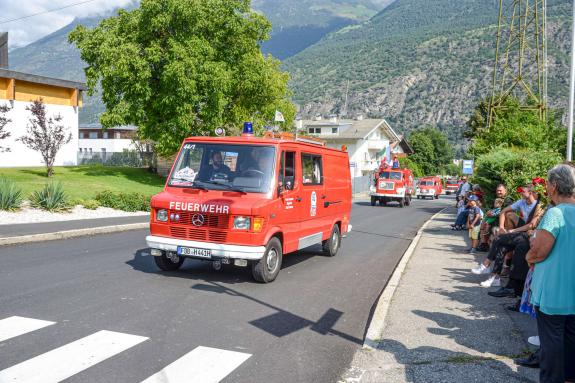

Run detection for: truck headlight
[[233, 216, 251, 230], [156, 209, 168, 222], [397, 188, 406, 194], [370, 186, 376, 192]]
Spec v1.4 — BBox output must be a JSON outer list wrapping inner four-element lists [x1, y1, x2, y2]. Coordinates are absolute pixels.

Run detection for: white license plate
[[177, 246, 212, 258]]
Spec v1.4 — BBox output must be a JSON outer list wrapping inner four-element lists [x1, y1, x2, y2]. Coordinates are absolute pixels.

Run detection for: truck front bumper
[[146, 235, 266, 260], [370, 192, 404, 199]]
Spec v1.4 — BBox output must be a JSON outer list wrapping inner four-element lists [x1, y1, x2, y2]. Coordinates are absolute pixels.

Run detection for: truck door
[[298, 152, 327, 250], [274, 150, 303, 253]]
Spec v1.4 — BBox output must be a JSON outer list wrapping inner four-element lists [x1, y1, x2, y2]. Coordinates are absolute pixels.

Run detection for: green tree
[[399, 157, 423, 178], [70, 0, 296, 155], [407, 127, 454, 175], [408, 131, 436, 175], [465, 97, 566, 157]]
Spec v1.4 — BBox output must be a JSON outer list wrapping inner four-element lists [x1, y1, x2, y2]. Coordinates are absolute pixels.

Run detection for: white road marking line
[[0, 330, 148, 383], [0, 316, 56, 343], [141, 346, 251, 383]]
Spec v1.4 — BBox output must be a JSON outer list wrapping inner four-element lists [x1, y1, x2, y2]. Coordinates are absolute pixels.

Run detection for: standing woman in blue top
[[527, 163, 575, 383]]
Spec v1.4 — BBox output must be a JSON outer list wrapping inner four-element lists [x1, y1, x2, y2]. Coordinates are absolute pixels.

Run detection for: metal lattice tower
[[489, 0, 548, 126]]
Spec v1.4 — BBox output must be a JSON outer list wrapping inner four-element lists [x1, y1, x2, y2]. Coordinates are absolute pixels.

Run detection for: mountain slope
[[284, 0, 572, 145], [9, 0, 394, 123]]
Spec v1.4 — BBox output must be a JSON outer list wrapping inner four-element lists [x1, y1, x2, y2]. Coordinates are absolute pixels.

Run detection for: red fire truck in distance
[[146, 127, 352, 283], [416, 176, 442, 199], [370, 166, 415, 208], [444, 178, 460, 195]]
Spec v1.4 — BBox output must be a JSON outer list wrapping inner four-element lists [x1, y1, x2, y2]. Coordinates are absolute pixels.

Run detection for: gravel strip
[[0, 203, 148, 225]]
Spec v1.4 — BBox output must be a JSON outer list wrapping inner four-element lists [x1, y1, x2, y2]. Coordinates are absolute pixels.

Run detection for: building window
[[79, 148, 82, 153], [89, 148, 93, 153], [308, 127, 321, 134], [115, 132, 121, 139], [332, 127, 338, 134], [89, 132, 98, 139], [102, 132, 108, 139]]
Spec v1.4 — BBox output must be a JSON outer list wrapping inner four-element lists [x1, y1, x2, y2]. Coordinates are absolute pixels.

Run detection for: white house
[[298, 116, 413, 177], [0, 68, 84, 167]]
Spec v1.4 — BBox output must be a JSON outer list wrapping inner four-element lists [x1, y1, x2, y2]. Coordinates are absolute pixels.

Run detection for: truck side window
[[279, 151, 296, 190], [301, 154, 323, 185]]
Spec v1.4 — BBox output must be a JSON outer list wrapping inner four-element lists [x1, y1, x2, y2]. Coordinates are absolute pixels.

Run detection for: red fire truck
[[416, 176, 442, 199], [370, 166, 415, 208], [444, 178, 460, 195], [146, 126, 352, 283]]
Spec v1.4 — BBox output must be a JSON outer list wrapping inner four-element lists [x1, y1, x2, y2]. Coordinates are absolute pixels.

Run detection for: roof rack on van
[[263, 131, 326, 147]]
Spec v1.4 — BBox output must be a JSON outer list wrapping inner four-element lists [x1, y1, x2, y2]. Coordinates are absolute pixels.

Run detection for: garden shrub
[[473, 147, 562, 206], [95, 190, 150, 212], [81, 199, 101, 210], [0, 178, 23, 211], [31, 182, 70, 212]]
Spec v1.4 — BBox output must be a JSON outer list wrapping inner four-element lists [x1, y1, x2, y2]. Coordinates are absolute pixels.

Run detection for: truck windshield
[[379, 171, 402, 180], [169, 143, 276, 193], [419, 181, 434, 186]]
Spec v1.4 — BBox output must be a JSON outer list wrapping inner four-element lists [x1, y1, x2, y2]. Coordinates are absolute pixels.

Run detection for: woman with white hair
[[527, 163, 575, 383]]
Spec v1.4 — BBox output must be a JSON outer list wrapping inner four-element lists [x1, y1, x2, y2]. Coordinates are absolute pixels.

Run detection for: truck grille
[[169, 211, 230, 242], [378, 182, 395, 190]]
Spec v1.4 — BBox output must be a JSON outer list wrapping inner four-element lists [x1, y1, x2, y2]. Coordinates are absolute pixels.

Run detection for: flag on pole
[[274, 110, 285, 123]]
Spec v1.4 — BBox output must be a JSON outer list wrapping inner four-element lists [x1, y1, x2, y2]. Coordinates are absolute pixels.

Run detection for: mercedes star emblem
[[191, 214, 205, 227]]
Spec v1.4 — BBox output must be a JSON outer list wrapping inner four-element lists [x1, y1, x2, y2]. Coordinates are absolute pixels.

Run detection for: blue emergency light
[[242, 122, 254, 136]]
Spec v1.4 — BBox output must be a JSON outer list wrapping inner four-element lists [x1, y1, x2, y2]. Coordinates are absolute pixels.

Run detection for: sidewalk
[[342, 208, 539, 383], [0, 215, 149, 246]]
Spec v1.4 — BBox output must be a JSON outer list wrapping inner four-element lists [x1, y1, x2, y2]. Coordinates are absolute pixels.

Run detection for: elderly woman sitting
[[527, 163, 575, 383]]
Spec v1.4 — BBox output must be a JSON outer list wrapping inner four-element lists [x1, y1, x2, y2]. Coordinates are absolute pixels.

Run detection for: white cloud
[[0, 0, 138, 48]]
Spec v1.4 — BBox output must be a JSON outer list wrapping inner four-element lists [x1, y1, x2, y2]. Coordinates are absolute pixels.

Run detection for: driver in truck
[[201, 151, 231, 181]]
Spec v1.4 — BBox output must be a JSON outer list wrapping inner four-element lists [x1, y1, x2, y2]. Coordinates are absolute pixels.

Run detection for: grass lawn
[[0, 165, 166, 201]]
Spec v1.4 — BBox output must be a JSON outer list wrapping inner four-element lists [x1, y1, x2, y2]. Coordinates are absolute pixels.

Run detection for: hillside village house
[[297, 116, 413, 177]]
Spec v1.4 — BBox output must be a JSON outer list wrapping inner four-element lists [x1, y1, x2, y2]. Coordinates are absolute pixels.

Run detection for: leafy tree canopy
[[407, 127, 454, 176], [70, 0, 296, 155], [465, 97, 567, 157]]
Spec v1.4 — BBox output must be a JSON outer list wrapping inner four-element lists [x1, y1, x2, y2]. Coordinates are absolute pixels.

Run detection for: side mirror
[[284, 179, 294, 191]]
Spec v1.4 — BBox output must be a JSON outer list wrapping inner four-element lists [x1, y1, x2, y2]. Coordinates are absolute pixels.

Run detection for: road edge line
[[363, 207, 449, 349], [0, 223, 149, 247]]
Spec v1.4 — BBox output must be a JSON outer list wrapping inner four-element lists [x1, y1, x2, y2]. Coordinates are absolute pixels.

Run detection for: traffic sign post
[[462, 160, 474, 175]]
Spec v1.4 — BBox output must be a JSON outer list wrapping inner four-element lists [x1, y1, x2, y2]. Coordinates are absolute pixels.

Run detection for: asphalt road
[[0, 196, 452, 383]]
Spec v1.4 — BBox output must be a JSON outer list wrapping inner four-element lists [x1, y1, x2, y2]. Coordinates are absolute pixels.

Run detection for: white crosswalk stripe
[[0, 330, 148, 383], [140, 346, 252, 383], [0, 316, 56, 343]]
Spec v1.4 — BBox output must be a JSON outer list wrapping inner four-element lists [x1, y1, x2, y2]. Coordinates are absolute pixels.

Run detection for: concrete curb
[[0, 223, 149, 247], [363, 207, 449, 349]]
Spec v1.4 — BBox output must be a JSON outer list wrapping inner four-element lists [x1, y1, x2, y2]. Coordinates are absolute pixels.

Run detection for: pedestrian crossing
[[0, 316, 251, 383]]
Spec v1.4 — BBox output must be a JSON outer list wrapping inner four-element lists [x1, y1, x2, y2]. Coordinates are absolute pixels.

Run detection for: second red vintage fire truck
[[370, 164, 415, 208]]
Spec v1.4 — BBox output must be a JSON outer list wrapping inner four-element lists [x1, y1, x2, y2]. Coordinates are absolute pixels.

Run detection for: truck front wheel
[[371, 196, 376, 206], [154, 251, 185, 271], [252, 237, 283, 283], [322, 224, 341, 257]]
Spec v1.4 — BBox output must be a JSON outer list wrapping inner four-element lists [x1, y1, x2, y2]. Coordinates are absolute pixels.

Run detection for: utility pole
[[567, 0, 575, 161], [488, 0, 548, 127]]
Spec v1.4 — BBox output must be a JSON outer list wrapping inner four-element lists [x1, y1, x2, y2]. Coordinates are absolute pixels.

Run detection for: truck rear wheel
[[405, 195, 411, 206], [322, 224, 341, 257], [435, 194, 439, 199], [252, 237, 283, 283], [154, 251, 185, 271], [399, 198, 405, 208]]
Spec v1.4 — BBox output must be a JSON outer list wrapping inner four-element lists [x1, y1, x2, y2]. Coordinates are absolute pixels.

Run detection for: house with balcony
[[297, 116, 413, 177]]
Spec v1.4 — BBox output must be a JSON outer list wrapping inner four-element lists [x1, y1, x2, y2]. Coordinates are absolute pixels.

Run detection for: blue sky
[[0, 0, 137, 48]]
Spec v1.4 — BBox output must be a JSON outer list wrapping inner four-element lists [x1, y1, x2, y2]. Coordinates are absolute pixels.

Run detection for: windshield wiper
[[169, 178, 208, 190], [195, 180, 247, 194]]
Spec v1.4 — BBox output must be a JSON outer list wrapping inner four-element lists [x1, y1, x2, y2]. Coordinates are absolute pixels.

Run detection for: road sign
[[462, 160, 474, 175]]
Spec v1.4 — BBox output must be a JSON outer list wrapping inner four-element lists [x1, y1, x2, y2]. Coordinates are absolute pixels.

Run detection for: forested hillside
[[284, 0, 572, 147]]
